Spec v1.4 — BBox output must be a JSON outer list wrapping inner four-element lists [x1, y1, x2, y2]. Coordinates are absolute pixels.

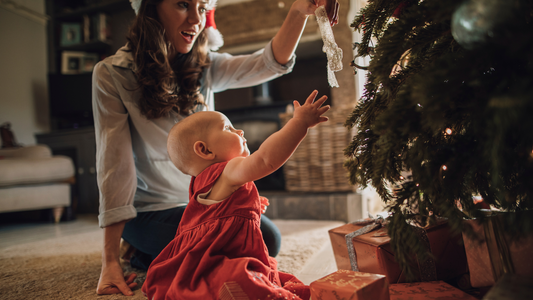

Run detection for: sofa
[[0, 144, 75, 222]]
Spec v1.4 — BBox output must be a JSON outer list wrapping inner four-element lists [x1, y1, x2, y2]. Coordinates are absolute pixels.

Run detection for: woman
[[93, 0, 339, 296]]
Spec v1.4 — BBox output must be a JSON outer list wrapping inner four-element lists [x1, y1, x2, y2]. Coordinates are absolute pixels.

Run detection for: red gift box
[[328, 219, 468, 283], [463, 215, 533, 288], [310, 269, 390, 300], [482, 273, 533, 300], [389, 281, 477, 300]]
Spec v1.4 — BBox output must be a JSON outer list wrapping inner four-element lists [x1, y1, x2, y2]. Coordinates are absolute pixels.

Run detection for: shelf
[[58, 40, 112, 52], [47, 0, 134, 74], [54, 0, 130, 20]]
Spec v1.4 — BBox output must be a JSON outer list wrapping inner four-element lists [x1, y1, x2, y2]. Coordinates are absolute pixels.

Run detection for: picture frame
[[61, 51, 86, 74], [61, 52, 100, 74], [60, 23, 82, 47], [81, 53, 99, 73]]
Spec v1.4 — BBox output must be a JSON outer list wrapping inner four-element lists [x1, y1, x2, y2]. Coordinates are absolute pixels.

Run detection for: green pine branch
[[345, 0, 533, 280]]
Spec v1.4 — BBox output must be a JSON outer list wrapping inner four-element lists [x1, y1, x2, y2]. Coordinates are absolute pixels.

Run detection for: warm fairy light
[[445, 128, 452, 135], [442, 165, 447, 171], [473, 195, 483, 204], [400, 176, 404, 180], [416, 183, 419, 187]]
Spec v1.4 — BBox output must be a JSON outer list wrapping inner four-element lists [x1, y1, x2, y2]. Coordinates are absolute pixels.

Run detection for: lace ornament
[[315, 6, 343, 88]]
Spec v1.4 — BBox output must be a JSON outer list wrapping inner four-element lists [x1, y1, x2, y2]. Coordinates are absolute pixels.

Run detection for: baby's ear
[[193, 141, 215, 160]]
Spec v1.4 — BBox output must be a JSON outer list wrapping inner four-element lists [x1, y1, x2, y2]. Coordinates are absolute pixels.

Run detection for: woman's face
[[157, 0, 208, 54]]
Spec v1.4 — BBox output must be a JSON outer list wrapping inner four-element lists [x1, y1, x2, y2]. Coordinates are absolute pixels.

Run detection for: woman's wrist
[[290, 1, 311, 22], [102, 255, 121, 267], [102, 221, 127, 265]]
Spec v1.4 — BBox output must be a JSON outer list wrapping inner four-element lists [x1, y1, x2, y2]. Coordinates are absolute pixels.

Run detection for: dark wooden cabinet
[[41, 1, 135, 213], [45, 0, 135, 130], [36, 128, 98, 214]]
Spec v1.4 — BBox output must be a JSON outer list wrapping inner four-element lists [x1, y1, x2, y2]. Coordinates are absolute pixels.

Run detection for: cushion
[[0, 156, 74, 187], [0, 145, 52, 159], [0, 184, 71, 213]]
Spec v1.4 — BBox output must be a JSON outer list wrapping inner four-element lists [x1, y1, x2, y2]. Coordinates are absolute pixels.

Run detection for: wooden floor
[[0, 213, 100, 249], [0, 212, 338, 285]]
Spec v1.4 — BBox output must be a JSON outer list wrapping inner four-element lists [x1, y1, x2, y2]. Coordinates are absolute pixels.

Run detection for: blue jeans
[[122, 206, 281, 270]]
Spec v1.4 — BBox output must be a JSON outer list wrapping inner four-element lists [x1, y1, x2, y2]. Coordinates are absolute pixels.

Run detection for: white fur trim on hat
[[130, 0, 141, 15], [130, 0, 218, 15], [206, 27, 224, 51]]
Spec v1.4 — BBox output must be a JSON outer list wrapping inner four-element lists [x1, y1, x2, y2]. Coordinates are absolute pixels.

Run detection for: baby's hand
[[259, 196, 270, 214], [292, 90, 330, 128]]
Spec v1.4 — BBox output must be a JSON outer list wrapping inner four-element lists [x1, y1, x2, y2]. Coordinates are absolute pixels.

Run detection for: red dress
[[142, 162, 310, 300]]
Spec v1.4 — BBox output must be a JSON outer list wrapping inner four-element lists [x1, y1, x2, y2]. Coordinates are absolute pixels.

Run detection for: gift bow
[[344, 216, 438, 282], [345, 216, 387, 272]]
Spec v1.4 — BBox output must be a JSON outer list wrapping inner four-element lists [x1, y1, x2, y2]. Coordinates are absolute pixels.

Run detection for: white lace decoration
[[315, 6, 343, 88]]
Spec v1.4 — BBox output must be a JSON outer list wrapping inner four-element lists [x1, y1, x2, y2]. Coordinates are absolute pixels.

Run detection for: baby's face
[[205, 112, 250, 161]]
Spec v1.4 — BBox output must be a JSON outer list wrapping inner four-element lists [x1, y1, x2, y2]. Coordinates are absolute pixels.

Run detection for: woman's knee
[[260, 215, 281, 257]]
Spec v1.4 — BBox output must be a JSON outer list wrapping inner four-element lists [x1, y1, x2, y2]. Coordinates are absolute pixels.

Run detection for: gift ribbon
[[483, 213, 515, 281], [345, 217, 387, 272], [315, 5, 343, 88], [344, 217, 438, 281], [412, 226, 438, 282]]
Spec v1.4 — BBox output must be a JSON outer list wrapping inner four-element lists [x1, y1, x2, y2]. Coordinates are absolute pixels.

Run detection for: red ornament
[[392, 1, 409, 18]]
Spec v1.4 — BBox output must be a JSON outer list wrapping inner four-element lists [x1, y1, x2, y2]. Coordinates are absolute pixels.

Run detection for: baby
[[142, 90, 329, 300]]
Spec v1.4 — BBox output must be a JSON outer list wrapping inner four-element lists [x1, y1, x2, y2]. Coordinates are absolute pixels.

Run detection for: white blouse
[[92, 41, 295, 228]]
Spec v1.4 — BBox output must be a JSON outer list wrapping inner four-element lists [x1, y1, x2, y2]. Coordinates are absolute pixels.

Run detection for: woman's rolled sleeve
[[262, 39, 296, 73], [98, 205, 137, 228]]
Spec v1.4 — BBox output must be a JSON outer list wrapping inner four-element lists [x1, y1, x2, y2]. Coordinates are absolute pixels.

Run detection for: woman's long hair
[[126, 0, 211, 118]]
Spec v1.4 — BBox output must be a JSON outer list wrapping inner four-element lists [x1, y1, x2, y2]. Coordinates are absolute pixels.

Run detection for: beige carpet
[[0, 220, 343, 300]]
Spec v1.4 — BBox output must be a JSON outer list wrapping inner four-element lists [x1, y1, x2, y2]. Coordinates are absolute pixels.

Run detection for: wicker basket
[[279, 107, 356, 192]]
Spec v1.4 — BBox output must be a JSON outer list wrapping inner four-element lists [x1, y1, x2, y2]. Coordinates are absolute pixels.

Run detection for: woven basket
[[279, 107, 356, 192]]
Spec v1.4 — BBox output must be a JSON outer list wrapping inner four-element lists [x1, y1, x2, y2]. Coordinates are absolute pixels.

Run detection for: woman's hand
[[291, 0, 339, 26], [315, 0, 339, 26], [97, 221, 136, 296], [97, 261, 138, 296]]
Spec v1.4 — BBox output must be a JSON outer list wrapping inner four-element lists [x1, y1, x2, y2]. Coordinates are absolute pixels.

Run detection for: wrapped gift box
[[389, 281, 477, 300], [329, 219, 468, 283], [482, 273, 533, 300], [463, 215, 533, 288], [310, 269, 390, 300]]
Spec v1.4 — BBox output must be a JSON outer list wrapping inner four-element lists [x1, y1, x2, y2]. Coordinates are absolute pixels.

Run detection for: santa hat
[[129, 0, 224, 51]]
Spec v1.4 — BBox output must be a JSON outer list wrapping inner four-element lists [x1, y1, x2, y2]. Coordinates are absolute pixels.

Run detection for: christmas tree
[[344, 0, 533, 279]]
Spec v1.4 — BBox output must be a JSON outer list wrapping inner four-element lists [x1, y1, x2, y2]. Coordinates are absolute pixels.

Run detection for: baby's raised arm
[[224, 90, 330, 187]]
